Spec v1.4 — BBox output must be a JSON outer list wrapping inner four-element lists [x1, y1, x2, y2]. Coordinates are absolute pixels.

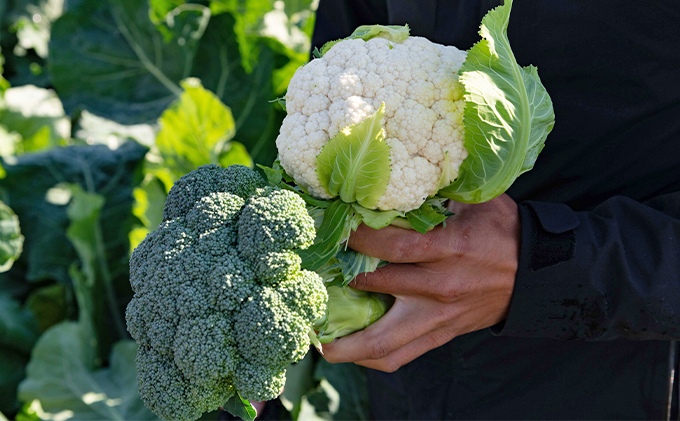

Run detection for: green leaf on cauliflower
[[405, 201, 449, 234], [318, 24, 410, 56], [316, 103, 391, 210], [332, 248, 382, 287], [299, 200, 355, 272], [351, 204, 403, 230], [439, 0, 555, 203]]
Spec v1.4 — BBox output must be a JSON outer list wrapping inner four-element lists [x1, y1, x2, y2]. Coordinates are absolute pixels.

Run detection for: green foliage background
[[0, 1, 371, 419]]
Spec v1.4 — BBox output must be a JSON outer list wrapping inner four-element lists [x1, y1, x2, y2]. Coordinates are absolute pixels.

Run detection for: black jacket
[[312, 0, 680, 419]]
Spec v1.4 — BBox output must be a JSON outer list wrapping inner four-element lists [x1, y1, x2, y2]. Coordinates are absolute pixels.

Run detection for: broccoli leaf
[[439, 0, 554, 203], [24, 284, 68, 333], [316, 103, 391, 209], [0, 294, 38, 356], [312, 360, 371, 420], [223, 393, 257, 421], [0, 291, 39, 416]]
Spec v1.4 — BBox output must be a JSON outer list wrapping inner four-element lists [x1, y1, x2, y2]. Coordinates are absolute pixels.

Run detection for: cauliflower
[[267, 2, 554, 343], [277, 31, 468, 212], [126, 165, 327, 421]]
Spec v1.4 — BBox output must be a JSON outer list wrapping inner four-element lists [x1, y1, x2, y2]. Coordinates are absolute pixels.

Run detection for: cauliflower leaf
[[316, 103, 391, 209], [439, 0, 555, 203]]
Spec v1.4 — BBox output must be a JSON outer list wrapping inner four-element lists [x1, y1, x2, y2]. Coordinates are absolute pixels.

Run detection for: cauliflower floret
[[276, 35, 468, 212]]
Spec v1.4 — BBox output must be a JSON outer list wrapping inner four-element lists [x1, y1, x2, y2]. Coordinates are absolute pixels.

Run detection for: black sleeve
[[311, 0, 388, 51], [495, 191, 680, 340]]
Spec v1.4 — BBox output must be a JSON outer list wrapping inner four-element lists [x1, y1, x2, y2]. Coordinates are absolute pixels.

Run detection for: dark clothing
[[313, 0, 680, 419]]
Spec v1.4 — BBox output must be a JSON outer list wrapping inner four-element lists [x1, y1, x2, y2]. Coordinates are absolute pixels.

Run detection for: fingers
[[350, 263, 454, 298], [348, 222, 456, 263], [354, 328, 457, 372], [321, 297, 450, 364]]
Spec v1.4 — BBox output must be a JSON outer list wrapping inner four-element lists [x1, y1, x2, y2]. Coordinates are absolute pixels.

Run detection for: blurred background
[[0, 1, 369, 420]]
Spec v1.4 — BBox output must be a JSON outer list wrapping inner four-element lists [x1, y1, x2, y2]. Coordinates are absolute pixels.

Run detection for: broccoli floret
[[136, 346, 235, 421], [162, 164, 266, 221], [127, 165, 326, 421]]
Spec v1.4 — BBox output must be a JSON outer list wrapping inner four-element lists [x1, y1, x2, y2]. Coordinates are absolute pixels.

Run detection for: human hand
[[321, 194, 521, 372]]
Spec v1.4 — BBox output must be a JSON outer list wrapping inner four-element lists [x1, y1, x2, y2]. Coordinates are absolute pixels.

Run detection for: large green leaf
[[155, 78, 242, 178], [194, 12, 282, 165], [0, 141, 147, 285], [316, 104, 391, 209], [0, 348, 31, 416], [312, 360, 371, 421], [0, 200, 23, 273], [0, 48, 9, 95], [9, 0, 64, 59], [210, 0, 274, 73], [74, 110, 157, 149], [49, 0, 282, 164], [24, 284, 68, 333], [48, 0, 192, 123], [0, 295, 38, 356], [66, 184, 128, 362], [280, 354, 372, 421], [439, 0, 554, 203], [0, 294, 38, 415], [18, 324, 157, 421], [0, 85, 70, 156]]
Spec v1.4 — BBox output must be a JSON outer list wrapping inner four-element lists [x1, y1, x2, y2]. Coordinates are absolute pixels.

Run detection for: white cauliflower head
[[276, 35, 468, 212]]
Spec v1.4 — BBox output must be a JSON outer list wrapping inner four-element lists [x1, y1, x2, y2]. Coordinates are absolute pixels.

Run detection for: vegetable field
[[0, 0, 369, 419]]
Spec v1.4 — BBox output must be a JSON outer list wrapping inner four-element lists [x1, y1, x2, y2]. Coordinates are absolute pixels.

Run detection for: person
[[312, 0, 680, 419]]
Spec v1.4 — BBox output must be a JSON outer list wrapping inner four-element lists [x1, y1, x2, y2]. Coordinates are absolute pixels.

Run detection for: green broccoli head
[[127, 165, 326, 421]]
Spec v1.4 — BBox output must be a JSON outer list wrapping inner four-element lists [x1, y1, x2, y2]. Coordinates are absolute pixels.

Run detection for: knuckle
[[448, 226, 471, 259], [351, 273, 369, 289], [391, 233, 441, 262], [427, 330, 455, 349], [391, 238, 413, 262], [434, 282, 465, 303], [367, 337, 392, 360]]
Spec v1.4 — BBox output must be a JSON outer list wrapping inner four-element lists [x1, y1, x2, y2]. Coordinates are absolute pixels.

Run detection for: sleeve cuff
[[491, 201, 608, 339]]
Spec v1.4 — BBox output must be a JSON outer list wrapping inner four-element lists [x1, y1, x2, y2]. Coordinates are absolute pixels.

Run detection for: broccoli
[[126, 164, 327, 421]]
